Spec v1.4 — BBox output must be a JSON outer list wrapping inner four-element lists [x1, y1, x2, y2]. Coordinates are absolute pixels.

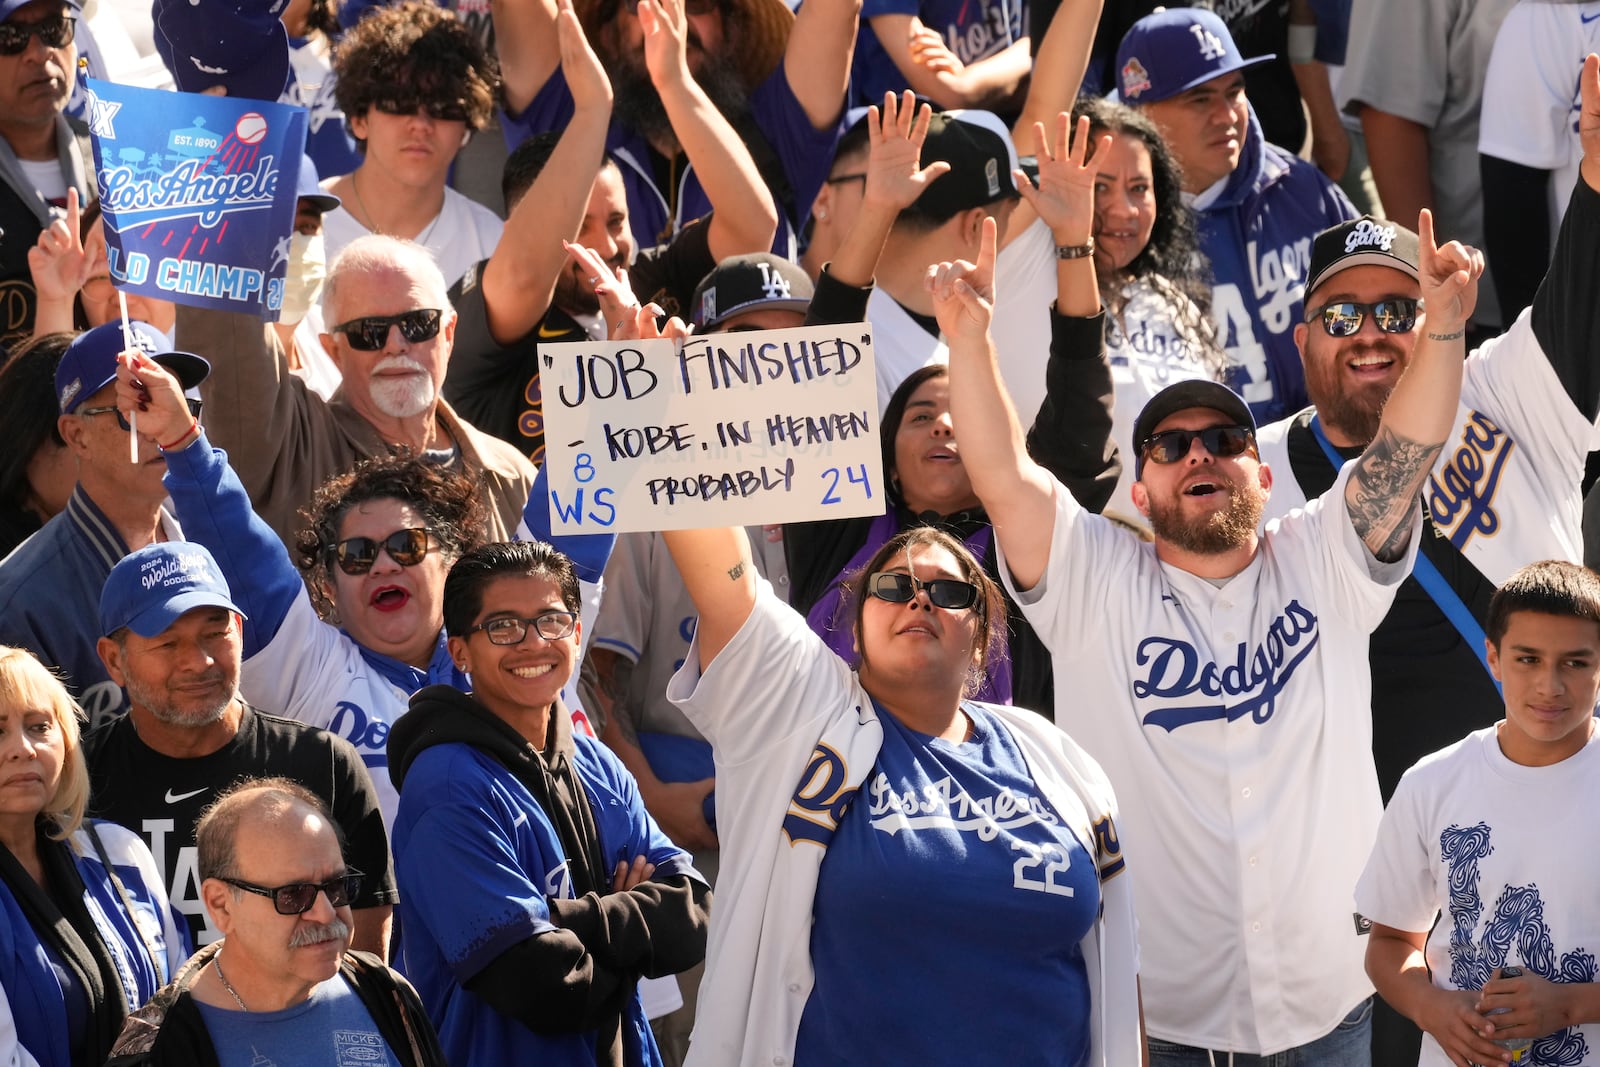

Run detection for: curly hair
[[295, 454, 489, 612], [333, 2, 499, 134]]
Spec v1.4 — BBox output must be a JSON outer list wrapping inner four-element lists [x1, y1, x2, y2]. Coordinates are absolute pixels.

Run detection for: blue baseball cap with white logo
[[100, 542, 247, 639], [55, 321, 210, 414], [1115, 7, 1274, 105]]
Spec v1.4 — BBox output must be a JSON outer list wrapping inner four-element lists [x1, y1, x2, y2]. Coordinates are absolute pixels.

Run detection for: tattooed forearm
[[581, 649, 639, 746], [727, 560, 747, 581], [1345, 426, 1444, 562]]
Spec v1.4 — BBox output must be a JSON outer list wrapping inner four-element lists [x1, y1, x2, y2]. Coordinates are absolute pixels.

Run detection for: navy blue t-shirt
[[796, 702, 1098, 1065]]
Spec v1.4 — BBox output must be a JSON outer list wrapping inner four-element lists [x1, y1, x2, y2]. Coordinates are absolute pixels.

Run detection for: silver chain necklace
[[213, 955, 249, 1011]]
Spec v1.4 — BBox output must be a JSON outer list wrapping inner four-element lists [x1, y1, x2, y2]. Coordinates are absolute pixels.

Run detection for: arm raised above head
[[935, 218, 1059, 591], [660, 526, 758, 671], [1343, 209, 1479, 561]]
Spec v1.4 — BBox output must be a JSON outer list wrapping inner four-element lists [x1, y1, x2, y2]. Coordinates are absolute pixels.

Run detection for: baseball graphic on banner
[[235, 112, 268, 145]]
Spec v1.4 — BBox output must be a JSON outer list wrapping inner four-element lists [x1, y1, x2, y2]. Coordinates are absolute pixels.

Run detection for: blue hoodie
[[1197, 105, 1356, 424]]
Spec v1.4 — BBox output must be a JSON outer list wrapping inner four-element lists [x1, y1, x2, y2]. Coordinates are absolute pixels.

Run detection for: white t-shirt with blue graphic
[[195, 973, 401, 1067], [1356, 724, 1600, 1066], [796, 702, 1098, 1066]]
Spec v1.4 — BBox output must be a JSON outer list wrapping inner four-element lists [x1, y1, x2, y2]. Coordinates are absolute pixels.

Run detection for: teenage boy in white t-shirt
[[1357, 559, 1600, 1067]]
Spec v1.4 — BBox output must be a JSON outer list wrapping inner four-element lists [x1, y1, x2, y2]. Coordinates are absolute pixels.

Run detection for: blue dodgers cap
[[153, 0, 290, 102], [99, 542, 248, 639], [0, 0, 80, 22], [297, 155, 340, 213], [1115, 7, 1274, 105], [1130, 379, 1256, 477], [56, 321, 210, 414]]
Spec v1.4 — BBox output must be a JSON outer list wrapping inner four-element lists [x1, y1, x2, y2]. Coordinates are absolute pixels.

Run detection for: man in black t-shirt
[[83, 540, 398, 956]]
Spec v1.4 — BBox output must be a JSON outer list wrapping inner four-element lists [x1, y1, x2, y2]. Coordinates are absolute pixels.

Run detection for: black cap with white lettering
[[690, 254, 815, 332], [1304, 216, 1420, 302]]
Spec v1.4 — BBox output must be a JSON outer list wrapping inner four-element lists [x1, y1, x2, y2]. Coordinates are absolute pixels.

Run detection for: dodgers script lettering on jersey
[[783, 743, 857, 847], [1426, 411, 1514, 551], [1133, 600, 1321, 731]]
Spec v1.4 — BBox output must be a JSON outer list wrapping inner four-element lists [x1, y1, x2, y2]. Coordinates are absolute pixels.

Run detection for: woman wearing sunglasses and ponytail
[[657, 516, 1141, 1066], [108, 350, 612, 828]]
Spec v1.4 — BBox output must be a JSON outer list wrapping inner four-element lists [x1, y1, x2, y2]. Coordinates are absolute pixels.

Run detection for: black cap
[[1131, 380, 1256, 477], [690, 254, 814, 331], [908, 110, 1021, 220], [1304, 216, 1420, 302]]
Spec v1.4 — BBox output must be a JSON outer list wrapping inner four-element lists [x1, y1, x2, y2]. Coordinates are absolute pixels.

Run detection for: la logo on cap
[[757, 262, 790, 300], [1189, 22, 1225, 61], [1344, 219, 1397, 253], [1121, 57, 1152, 99]]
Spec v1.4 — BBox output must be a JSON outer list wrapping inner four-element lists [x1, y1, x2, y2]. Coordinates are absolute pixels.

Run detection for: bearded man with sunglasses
[[946, 196, 1482, 1062], [105, 778, 447, 1067], [84, 540, 398, 960], [0, 0, 92, 350], [1253, 166, 1600, 810]]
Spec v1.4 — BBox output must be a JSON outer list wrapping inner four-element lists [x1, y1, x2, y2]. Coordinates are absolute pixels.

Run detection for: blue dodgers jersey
[[195, 975, 400, 1067], [795, 704, 1098, 1066]]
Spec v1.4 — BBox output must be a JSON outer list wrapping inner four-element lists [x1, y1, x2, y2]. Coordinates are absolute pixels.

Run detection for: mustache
[[289, 918, 351, 948], [371, 355, 428, 375]]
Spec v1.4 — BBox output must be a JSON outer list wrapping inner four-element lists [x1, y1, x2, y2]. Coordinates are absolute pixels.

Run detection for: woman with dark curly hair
[[107, 348, 612, 825], [1070, 95, 1232, 532], [324, 1, 504, 285]]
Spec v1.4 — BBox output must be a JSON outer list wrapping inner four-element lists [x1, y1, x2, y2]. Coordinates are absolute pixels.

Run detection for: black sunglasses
[[372, 98, 470, 123], [330, 528, 431, 575], [1139, 425, 1256, 466], [221, 872, 364, 915], [0, 14, 74, 56], [1309, 299, 1420, 338], [465, 611, 579, 645], [866, 571, 979, 611], [78, 397, 203, 433], [331, 308, 443, 351]]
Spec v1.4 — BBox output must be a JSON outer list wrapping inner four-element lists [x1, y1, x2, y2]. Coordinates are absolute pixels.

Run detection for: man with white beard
[[186, 234, 536, 548]]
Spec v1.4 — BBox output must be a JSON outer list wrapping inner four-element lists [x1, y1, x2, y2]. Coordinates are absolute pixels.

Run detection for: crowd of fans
[[0, 0, 1595, 1064]]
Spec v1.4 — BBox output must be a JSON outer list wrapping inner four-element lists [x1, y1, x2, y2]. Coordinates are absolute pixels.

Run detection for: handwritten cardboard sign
[[540, 324, 883, 532]]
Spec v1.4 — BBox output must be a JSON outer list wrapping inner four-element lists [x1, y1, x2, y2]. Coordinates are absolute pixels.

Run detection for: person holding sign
[[657, 506, 1140, 1064]]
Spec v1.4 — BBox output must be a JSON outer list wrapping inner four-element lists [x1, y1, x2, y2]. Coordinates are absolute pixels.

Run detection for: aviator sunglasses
[[330, 528, 432, 575], [220, 872, 364, 915], [330, 308, 443, 351], [0, 14, 74, 55], [866, 571, 980, 611], [1308, 298, 1420, 338], [1139, 425, 1256, 466], [463, 611, 580, 645]]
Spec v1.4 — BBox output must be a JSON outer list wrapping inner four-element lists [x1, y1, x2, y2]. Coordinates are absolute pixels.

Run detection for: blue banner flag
[[81, 79, 307, 319]]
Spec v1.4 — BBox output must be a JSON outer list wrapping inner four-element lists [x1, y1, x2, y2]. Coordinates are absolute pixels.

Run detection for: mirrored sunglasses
[[1139, 425, 1256, 466], [331, 308, 443, 351], [1310, 299, 1420, 338], [331, 528, 431, 575], [0, 15, 74, 55], [866, 571, 979, 611], [221, 872, 363, 915]]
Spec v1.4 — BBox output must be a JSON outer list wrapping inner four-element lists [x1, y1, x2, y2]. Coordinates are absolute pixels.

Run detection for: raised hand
[[925, 215, 997, 345], [908, 17, 962, 75], [639, 0, 691, 89], [1016, 112, 1107, 248], [565, 239, 642, 338], [1580, 54, 1600, 191], [1417, 207, 1483, 338], [556, 0, 612, 114], [863, 91, 952, 215], [113, 348, 191, 447], [27, 187, 90, 305], [612, 302, 692, 343]]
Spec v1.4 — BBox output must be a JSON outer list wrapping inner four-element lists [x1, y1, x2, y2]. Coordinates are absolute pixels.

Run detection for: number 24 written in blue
[[820, 464, 872, 505]]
